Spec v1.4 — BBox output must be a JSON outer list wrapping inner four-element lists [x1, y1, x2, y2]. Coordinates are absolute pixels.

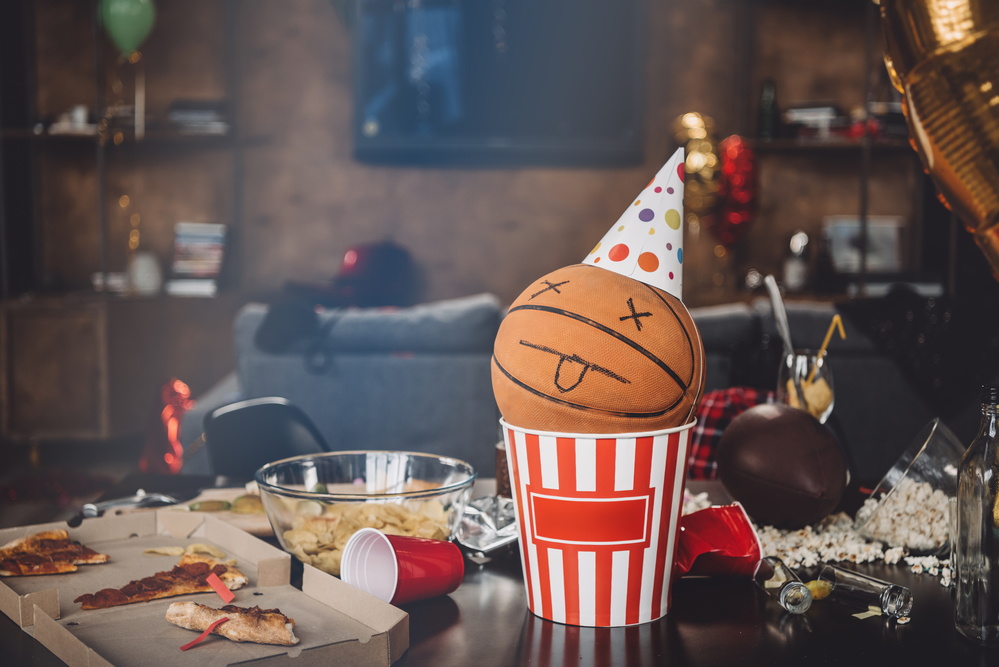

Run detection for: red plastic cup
[[340, 527, 465, 605], [673, 503, 762, 579]]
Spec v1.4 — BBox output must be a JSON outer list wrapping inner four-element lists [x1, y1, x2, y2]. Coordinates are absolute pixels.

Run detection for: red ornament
[[705, 135, 757, 247]]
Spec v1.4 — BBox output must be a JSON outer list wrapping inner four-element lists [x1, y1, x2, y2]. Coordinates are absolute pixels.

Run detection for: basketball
[[492, 264, 705, 434]]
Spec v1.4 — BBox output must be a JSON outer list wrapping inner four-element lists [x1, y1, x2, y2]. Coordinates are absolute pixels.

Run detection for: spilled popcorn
[[854, 478, 950, 552], [681, 490, 953, 587], [681, 491, 712, 516]]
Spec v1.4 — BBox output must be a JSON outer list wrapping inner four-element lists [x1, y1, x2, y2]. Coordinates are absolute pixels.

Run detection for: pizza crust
[[166, 602, 299, 646]]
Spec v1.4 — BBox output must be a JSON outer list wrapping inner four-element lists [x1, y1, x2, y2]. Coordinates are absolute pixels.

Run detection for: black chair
[[203, 397, 331, 479]]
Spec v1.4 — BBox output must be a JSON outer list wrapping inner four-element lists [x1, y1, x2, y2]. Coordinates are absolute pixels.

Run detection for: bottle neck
[[981, 403, 999, 438]]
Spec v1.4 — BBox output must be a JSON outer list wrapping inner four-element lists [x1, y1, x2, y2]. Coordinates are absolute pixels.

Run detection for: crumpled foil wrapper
[[456, 496, 519, 563]]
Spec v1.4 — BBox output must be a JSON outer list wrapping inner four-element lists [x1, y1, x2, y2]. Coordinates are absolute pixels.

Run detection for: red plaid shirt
[[688, 387, 775, 480]]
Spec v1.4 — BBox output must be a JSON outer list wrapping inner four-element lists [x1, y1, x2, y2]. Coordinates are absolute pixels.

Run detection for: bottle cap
[[982, 384, 999, 404]]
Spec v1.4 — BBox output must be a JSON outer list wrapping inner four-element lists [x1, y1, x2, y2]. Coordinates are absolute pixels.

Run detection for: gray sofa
[[181, 294, 502, 476], [180, 294, 984, 482]]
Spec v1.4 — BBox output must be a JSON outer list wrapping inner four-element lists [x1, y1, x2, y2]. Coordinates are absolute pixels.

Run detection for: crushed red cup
[[673, 502, 763, 579], [340, 528, 464, 605]]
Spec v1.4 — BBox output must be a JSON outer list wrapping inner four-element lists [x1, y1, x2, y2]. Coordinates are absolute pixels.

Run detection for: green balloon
[[100, 0, 156, 56]]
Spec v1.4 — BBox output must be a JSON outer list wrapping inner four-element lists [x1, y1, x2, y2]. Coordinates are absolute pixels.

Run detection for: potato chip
[[282, 500, 452, 574], [185, 543, 226, 559], [143, 546, 186, 556]]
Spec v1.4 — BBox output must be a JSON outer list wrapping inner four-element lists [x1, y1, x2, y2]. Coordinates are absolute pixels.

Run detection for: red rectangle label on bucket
[[530, 493, 650, 545]]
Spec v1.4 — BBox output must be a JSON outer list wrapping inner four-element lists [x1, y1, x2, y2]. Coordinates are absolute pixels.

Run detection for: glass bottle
[[753, 556, 812, 614], [816, 564, 912, 619], [758, 79, 779, 141], [955, 384, 999, 644]]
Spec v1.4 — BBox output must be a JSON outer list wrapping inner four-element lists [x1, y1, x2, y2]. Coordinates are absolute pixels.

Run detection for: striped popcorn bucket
[[501, 418, 695, 627]]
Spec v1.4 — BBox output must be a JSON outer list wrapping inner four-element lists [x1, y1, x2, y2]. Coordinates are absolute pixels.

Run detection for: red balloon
[[705, 136, 757, 247]]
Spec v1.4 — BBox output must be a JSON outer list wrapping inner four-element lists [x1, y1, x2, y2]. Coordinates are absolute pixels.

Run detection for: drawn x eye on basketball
[[492, 264, 705, 434]]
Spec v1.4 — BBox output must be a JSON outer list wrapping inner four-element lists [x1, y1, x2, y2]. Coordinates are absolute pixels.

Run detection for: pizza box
[[116, 487, 274, 537], [0, 510, 409, 667]]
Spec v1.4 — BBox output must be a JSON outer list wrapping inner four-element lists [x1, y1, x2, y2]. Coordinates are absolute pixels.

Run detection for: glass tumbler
[[776, 349, 835, 424]]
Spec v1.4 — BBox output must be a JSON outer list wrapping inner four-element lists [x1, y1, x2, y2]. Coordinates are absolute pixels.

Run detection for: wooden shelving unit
[[0, 0, 245, 442], [724, 0, 931, 299]]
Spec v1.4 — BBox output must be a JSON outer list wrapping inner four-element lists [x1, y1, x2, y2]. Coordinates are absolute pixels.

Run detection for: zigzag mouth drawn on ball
[[507, 302, 688, 392], [493, 356, 685, 419], [530, 280, 570, 300], [519, 340, 630, 393]]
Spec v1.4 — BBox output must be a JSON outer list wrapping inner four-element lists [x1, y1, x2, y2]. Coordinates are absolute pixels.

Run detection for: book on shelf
[[165, 278, 218, 298], [169, 221, 226, 297], [168, 100, 229, 136]]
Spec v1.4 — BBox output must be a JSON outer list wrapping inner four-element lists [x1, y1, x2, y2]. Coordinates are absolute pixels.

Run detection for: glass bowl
[[255, 451, 477, 576], [854, 419, 966, 555]]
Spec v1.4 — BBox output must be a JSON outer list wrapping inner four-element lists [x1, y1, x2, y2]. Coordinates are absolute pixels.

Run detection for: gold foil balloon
[[880, 0, 999, 274], [672, 113, 720, 218]]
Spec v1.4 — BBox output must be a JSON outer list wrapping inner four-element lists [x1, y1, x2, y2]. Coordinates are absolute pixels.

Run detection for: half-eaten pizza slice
[[74, 553, 248, 610], [166, 602, 299, 646], [0, 529, 110, 577]]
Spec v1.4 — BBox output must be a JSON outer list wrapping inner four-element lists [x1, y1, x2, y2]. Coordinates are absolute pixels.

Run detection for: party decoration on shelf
[[879, 1, 999, 276], [713, 135, 757, 247], [670, 113, 757, 248], [492, 148, 706, 434], [100, 0, 156, 56], [672, 112, 720, 225]]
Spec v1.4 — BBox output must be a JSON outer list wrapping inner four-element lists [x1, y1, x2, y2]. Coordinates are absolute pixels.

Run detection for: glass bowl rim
[[254, 450, 478, 502], [854, 417, 952, 535]]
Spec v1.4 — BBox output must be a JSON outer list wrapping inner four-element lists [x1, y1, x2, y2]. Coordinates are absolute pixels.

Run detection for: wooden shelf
[[1, 127, 238, 148], [747, 137, 913, 154]]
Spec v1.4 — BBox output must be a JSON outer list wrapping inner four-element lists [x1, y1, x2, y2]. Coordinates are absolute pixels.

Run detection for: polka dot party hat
[[583, 148, 685, 300]]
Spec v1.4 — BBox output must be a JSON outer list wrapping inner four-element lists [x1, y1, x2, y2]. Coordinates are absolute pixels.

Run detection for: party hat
[[583, 148, 685, 300]]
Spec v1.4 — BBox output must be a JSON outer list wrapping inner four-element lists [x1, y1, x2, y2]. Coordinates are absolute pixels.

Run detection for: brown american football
[[716, 403, 847, 529]]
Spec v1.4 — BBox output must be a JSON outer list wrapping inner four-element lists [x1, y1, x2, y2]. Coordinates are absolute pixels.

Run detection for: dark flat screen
[[352, 0, 645, 166]]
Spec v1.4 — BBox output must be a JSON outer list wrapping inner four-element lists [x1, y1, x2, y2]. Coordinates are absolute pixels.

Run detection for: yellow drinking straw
[[807, 315, 846, 384]]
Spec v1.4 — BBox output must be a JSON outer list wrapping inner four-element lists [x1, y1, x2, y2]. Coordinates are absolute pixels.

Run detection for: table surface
[[4, 476, 999, 667]]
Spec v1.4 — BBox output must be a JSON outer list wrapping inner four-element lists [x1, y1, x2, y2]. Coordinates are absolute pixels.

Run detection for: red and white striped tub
[[501, 419, 694, 627]]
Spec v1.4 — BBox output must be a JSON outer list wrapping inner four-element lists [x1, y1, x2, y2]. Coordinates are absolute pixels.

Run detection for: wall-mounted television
[[352, 0, 645, 166]]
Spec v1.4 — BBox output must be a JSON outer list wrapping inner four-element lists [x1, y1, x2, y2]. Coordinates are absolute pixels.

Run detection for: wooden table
[[4, 477, 999, 666]]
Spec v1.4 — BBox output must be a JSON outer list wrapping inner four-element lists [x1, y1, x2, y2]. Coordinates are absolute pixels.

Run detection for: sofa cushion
[[235, 293, 502, 356], [228, 294, 503, 477], [690, 303, 758, 392]]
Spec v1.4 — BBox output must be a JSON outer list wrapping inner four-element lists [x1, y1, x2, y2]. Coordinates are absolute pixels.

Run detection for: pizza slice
[[74, 553, 248, 610], [166, 602, 299, 646], [0, 529, 110, 577]]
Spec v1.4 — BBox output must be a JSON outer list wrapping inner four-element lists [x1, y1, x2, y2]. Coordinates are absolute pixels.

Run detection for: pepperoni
[[1, 559, 23, 575], [138, 577, 171, 591], [95, 589, 129, 607], [176, 562, 210, 576], [15, 554, 49, 567], [36, 539, 72, 551]]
